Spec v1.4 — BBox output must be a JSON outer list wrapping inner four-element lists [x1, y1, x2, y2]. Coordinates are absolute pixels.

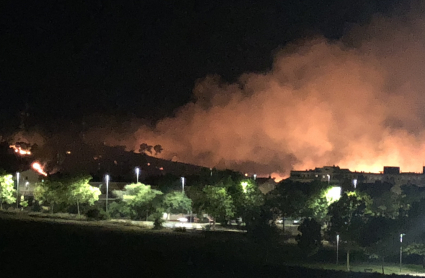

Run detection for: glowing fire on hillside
[[10, 145, 31, 156], [32, 162, 47, 176]]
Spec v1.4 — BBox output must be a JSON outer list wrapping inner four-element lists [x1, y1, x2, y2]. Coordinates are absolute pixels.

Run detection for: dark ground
[[0, 214, 409, 278]]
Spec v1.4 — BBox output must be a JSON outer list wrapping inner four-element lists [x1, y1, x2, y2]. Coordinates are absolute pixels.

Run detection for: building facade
[[290, 165, 425, 188]]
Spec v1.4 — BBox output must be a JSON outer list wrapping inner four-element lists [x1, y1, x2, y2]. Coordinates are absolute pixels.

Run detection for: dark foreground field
[[0, 214, 409, 278]]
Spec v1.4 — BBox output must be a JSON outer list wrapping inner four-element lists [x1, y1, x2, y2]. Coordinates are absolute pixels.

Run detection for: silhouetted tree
[[153, 144, 163, 155], [326, 191, 372, 271], [139, 143, 153, 154], [296, 218, 322, 257]]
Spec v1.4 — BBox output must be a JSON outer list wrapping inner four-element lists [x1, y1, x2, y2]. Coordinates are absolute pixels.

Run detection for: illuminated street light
[[181, 177, 185, 194], [325, 187, 341, 203], [253, 174, 257, 180], [400, 233, 404, 272], [327, 174, 330, 185], [241, 181, 248, 193], [16, 172, 20, 208], [105, 174, 110, 214], [135, 167, 140, 183], [353, 179, 357, 189]]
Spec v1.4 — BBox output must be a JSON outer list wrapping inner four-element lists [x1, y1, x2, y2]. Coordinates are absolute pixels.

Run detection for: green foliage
[[228, 179, 264, 223], [122, 183, 163, 220], [162, 191, 192, 214], [203, 185, 235, 224], [360, 217, 400, 260], [34, 175, 100, 215], [0, 174, 16, 208], [66, 176, 100, 215], [108, 201, 132, 218], [152, 212, 165, 229], [33, 179, 68, 212], [85, 208, 108, 220], [268, 180, 330, 222], [406, 243, 425, 256], [326, 191, 372, 249], [186, 185, 205, 214], [369, 191, 401, 219], [246, 204, 280, 244], [296, 218, 322, 257], [20, 196, 28, 208]]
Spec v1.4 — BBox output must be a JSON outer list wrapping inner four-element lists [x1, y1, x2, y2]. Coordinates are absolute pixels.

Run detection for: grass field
[[295, 262, 425, 276], [0, 211, 422, 277]]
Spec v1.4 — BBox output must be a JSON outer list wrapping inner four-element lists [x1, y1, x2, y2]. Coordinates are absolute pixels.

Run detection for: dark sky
[[0, 0, 408, 134]]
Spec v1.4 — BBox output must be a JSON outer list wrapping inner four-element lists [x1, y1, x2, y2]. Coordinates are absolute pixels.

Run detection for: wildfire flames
[[10, 145, 31, 156], [32, 162, 47, 176]]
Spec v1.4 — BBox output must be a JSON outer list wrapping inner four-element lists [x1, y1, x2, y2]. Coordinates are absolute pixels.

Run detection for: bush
[[152, 213, 164, 230], [108, 201, 132, 219], [174, 227, 186, 232], [296, 218, 322, 257], [86, 208, 108, 220]]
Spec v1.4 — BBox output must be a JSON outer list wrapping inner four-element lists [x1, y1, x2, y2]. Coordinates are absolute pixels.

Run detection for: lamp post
[[336, 234, 340, 265], [253, 174, 257, 180], [327, 174, 330, 185], [181, 177, 185, 194], [400, 233, 405, 273], [105, 174, 109, 214], [135, 167, 140, 183], [16, 172, 20, 208]]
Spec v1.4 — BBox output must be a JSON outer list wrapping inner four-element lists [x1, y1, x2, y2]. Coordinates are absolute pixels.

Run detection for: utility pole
[[336, 234, 340, 265], [400, 233, 405, 273], [16, 172, 20, 209]]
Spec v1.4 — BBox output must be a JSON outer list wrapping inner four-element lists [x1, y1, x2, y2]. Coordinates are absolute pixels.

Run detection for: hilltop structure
[[290, 165, 425, 188]]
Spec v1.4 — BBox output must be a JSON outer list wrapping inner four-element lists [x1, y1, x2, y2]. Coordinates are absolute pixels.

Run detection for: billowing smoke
[[83, 12, 425, 178], [92, 13, 425, 178]]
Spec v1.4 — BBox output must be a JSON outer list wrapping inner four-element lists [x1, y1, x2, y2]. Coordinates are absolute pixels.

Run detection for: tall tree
[[228, 179, 264, 228], [139, 143, 153, 155], [326, 191, 372, 271], [0, 174, 16, 209], [360, 216, 400, 274], [267, 180, 330, 232], [203, 185, 235, 229], [405, 243, 425, 268], [162, 191, 192, 215], [66, 176, 101, 216], [153, 145, 163, 155], [33, 180, 67, 213], [296, 218, 322, 257], [122, 183, 163, 220]]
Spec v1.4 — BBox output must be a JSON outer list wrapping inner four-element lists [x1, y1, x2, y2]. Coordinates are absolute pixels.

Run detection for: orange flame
[[10, 145, 31, 156], [32, 162, 47, 176]]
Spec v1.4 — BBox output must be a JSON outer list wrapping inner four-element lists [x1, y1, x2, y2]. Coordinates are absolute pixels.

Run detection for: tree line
[[2, 167, 425, 273]]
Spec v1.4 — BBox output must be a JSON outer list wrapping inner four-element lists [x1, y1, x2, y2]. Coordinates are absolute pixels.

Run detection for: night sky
[[0, 0, 408, 134]]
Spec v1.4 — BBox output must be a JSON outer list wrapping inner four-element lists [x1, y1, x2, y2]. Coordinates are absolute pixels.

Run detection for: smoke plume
[[89, 12, 425, 179]]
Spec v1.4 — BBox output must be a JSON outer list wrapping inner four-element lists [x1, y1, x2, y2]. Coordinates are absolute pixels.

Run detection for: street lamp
[[253, 174, 257, 180], [400, 233, 405, 273], [181, 177, 185, 194], [105, 174, 110, 214], [16, 172, 19, 208], [135, 167, 140, 183], [336, 234, 340, 265], [353, 179, 357, 189], [327, 174, 330, 185]]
